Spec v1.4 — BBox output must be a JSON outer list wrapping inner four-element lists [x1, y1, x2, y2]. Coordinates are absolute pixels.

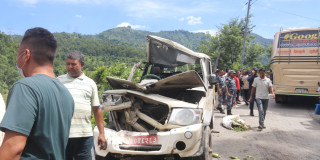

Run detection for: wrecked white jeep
[[94, 35, 216, 160]]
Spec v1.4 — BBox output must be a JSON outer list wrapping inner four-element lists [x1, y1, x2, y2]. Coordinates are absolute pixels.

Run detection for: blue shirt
[[225, 76, 236, 92], [216, 75, 226, 88]]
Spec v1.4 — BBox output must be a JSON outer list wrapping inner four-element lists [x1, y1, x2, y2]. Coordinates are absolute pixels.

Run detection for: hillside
[[94, 27, 208, 50], [11, 27, 273, 55], [250, 33, 273, 47], [9, 28, 273, 69], [95, 27, 273, 49]]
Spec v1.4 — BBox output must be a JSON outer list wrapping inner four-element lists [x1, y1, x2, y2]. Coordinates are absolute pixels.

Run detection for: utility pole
[[213, 45, 221, 72], [240, 0, 251, 71]]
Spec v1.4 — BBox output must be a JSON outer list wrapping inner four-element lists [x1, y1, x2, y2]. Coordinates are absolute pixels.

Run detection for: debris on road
[[212, 153, 221, 158], [222, 115, 251, 131], [229, 156, 240, 159]]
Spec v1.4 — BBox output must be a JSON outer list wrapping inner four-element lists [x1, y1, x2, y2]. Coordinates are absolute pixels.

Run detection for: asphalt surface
[[212, 96, 320, 160], [103, 96, 320, 160]]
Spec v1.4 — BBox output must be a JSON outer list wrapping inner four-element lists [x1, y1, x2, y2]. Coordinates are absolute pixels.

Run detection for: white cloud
[[179, 17, 185, 21], [75, 14, 82, 18], [180, 16, 202, 25], [116, 22, 146, 29], [18, 0, 105, 4], [284, 26, 309, 32], [20, 0, 39, 4], [192, 29, 217, 36]]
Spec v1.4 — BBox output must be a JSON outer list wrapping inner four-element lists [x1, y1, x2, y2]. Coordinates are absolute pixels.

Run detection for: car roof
[[146, 35, 210, 67]]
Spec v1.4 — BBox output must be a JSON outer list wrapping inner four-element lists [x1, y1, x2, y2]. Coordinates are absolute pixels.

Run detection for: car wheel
[[96, 155, 105, 160], [210, 110, 214, 130], [194, 126, 212, 160], [96, 154, 120, 160]]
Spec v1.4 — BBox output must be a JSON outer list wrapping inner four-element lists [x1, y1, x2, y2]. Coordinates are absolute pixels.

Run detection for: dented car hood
[[103, 89, 197, 109], [106, 70, 206, 93]]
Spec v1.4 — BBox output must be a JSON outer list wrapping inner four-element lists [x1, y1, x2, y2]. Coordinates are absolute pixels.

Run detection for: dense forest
[[95, 27, 209, 50], [0, 25, 273, 100]]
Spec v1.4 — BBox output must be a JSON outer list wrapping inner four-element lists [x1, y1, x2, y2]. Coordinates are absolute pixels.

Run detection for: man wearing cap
[[216, 69, 226, 114], [225, 70, 237, 115], [247, 67, 258, 116], [249, 68, 275, 129]]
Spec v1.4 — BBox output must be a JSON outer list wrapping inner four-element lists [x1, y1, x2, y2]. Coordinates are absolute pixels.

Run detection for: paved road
[[212, 96, 320, 160]]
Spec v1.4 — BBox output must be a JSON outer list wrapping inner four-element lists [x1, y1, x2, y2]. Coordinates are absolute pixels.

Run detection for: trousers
[[226, 90, 236, 110], [218, 88, 226, 109], [256, 99, 269, 125]]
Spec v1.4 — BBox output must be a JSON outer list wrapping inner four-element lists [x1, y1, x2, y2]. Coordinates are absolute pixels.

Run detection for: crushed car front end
[[94, 35, 216, 159], [94, 123, 203, 157], [94, 86, 209, 158]]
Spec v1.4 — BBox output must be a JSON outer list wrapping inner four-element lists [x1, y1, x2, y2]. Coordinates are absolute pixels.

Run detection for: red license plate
[[124, 135, 158, 145]]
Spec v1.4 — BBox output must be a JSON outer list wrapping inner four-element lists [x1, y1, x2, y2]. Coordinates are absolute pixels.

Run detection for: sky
[[0, 0, 319, 39]]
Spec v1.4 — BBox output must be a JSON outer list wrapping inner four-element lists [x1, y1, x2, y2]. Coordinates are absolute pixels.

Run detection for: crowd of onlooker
[[215, 68, 274, 129]]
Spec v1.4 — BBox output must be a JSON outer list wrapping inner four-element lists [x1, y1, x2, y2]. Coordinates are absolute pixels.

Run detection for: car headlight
[[168, 109, 202, 126]]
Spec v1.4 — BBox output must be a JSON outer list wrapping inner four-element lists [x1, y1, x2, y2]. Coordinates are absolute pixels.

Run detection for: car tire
[[97, 154, 120, 160], [96, 155, 105, 160], [210, 110, 214, 130], [194, 126, 212, 160]]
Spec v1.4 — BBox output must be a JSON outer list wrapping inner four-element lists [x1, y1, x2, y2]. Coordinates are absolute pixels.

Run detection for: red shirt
[[234, 76, 240, 90]]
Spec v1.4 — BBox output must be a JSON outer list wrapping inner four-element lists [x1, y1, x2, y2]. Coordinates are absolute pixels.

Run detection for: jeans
[[256, 98, 269, 125], [66, 136, 96, 160], [236, 90, 240, 101]]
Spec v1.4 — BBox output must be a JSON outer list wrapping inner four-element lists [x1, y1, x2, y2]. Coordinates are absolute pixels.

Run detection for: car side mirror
[[209, 74, 217, 86]]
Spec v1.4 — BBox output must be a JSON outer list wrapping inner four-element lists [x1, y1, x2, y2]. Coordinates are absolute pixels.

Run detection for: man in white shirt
[[58, 51, 105, 160], [249, 68, 275, 129]]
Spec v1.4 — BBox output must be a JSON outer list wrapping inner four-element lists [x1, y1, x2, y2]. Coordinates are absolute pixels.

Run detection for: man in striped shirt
[[58, 50, 105, 160]]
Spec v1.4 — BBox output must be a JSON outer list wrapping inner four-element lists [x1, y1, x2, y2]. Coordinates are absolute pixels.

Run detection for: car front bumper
[[94, 123, 203, 158]]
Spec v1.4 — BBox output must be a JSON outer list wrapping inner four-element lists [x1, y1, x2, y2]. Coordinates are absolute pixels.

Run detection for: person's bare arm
[[0, 130, 27, 160], [92, 106, 106, 149], [225, 86, 230, 97], [269, 86, 275, 99], [249, 87, 256, 102], [217, 85, 222, 95]]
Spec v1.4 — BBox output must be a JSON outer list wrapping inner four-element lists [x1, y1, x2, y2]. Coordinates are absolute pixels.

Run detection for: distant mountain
[[11, 27, 272, 52], [94, 27, 273, 50], [250, 33, 273, 47], [93, 27, 208, 50]]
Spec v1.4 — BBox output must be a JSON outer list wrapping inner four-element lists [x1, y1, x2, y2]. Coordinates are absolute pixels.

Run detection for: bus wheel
[[275, 95, 281, 103], [275, 95, 288, 103]]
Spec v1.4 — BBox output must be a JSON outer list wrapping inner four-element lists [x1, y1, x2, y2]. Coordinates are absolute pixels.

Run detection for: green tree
[[198, 17, 269, 70], [87, 63, 143, 96], [0, 32, 21, 96]]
